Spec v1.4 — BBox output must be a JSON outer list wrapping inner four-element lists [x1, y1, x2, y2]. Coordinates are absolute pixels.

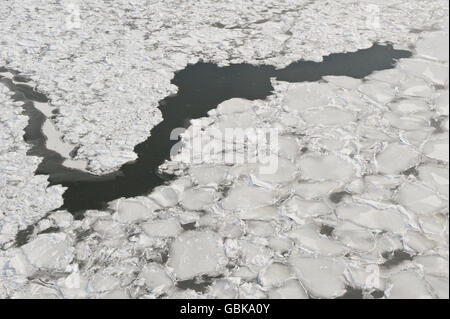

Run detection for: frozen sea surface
[[0, 0, 449, 299]]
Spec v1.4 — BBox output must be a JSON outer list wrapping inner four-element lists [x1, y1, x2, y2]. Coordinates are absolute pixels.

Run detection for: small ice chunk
[[387, 271, 433, 299], [268, 279, 308, 299], [189, 165, 228, 185], [94, 220, 124, 238], [180, 187, 214, 211], [114, 200, 151, 223], [297, 154, 354, 181], [149, 186, 179, 207], [141, 218, 182, 238], [50, 211, 74, 228], [141, 263, 173, 291], [289, 255, 347, 298], [397, 182, 446, 215], [168, 231, 227, 280], [258, 263, 292, 287], [376, 143, 419, 175], [21, 233, 74, 271]]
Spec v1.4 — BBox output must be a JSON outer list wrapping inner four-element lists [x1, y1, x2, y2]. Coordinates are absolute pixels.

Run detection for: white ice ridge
[[1, 28, 447, 298], [0, 0, 448, 174]]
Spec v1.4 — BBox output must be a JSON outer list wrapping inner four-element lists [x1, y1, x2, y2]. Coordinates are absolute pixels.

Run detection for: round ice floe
[[386, 271, 433, 299], [375, 142, 420, 175], [93, 220, 124, 238], [297, 154, 354, 181], [148, 186, 179, 207], [21, 233, 74, 271], [141, 218, 182, 238], [180, 187, 215, 211], [221, 181, 277, 210], [114, 199, 152, 223], [141, 263, 173, 292], [288, 255, 347, 298], [188, 164, 228, 185], [168, 231, 227, 280], [283, 82, 335, 112], [397, 182, 446, 216]]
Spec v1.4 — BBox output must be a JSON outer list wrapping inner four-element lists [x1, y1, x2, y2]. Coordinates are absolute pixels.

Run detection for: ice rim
[[0, 43, 412, 217]]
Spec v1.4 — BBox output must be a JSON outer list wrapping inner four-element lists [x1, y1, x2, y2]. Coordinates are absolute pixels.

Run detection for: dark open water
[[0, 44, 412, 217]]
